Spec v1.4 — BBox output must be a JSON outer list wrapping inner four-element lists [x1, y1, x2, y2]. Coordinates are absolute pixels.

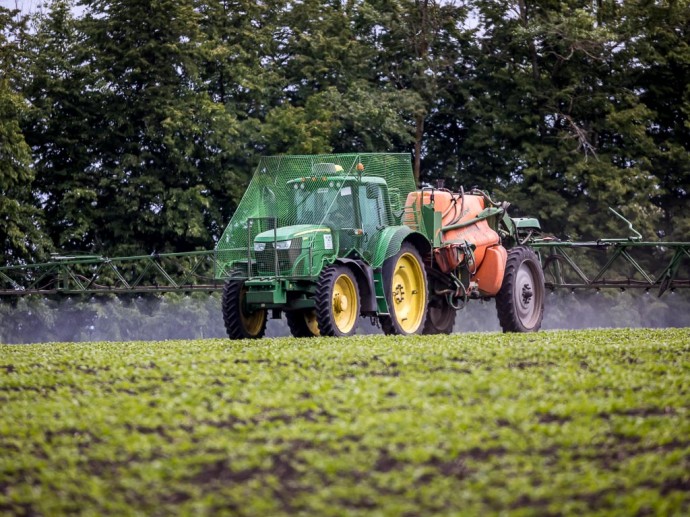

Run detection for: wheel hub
[[521, 284, 533, 305], [394, 283, 405, 304], [334, 292, 349, 313], [305, 310, 320, 336], [330, 272, 358, 335], [512, 260, 542, 327]]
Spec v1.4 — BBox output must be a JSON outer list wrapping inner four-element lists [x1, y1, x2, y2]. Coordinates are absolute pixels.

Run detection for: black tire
[[286, 309, 320, 338], [222, 277, 267, 339], [379, 243, 428, 335], [315, 264, 360, 337], [423, 296, 455, 334], [495, 246, 545, 332]]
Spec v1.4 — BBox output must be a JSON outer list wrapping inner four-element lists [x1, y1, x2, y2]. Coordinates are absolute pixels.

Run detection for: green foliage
[[23, 0, 98, 252], [376, 0, 473, 182], [456, 0, 666, 240], [0, 0, 688, 263], [618, 0, 690, 241], [73, 0, 242, 255], [261, 102, 335, 155], [269, 0, 426, 156], [0, 7, 51, 262], [1, 329, 689, 514]]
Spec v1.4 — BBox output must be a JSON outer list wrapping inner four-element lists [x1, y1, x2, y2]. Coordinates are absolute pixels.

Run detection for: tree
[[70, 0, 242, 255], [618, 0, 690, 241], [6, 0, 688, 266], [23, 0, 100, 252], [376, 0, 472, 184], [0, 6, 50, 263], [460, 0, 661, 240], [196, 1, 289, 174], [271, 0, 422, 157]]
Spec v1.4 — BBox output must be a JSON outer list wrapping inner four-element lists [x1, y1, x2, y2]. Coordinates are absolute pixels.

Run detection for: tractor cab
[[251, 164, 393, 271]]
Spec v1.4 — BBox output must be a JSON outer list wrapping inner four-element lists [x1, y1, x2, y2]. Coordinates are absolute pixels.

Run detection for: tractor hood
[[254, 224, 332, 243]]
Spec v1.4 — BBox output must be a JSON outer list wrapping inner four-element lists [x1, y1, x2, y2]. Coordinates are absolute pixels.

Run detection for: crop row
[[1, 329, 689, 515]]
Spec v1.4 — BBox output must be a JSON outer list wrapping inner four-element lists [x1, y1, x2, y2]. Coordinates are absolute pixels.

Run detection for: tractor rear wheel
[[380, 243, 428, 335], [495, 246, 545, 332], [286, 309, 320, 338], [315, 265, 360, 337], [423, 296, 455, 334], [222, 277, 267, 339]]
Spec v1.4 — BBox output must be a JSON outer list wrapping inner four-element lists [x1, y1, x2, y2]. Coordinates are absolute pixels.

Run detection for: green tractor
[[215, 153, 545, 338]]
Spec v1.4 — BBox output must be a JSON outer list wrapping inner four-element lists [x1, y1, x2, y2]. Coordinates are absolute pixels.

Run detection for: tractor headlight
[[275, 240, 293, 250], [254, 242, 266, 252]]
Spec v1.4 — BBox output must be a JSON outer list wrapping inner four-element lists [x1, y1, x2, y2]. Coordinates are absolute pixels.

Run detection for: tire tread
[[222, 277, 267, 339], [495, 246, 545, 332]]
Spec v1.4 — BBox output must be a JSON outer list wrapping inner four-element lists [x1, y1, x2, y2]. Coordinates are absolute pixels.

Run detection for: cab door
[[359, 183, 387, 244]]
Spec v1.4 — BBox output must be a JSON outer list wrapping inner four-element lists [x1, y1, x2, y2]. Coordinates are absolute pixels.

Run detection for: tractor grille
[[253, 238, 303, 277]]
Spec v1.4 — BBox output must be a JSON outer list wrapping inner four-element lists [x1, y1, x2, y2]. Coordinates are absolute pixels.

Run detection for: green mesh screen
[[215, 153, 418, 279]]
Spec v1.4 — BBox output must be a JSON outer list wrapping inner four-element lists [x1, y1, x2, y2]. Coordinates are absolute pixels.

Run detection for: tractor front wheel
[[380, 243, 428, 335], [286, 309, 320, 338], [222, 277, 267, 339], [495, 246, 545, 332], [315, 265, 360, 337]]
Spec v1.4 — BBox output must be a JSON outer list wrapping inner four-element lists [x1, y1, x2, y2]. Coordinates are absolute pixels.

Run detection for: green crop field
[[2, 329, 689, 516]]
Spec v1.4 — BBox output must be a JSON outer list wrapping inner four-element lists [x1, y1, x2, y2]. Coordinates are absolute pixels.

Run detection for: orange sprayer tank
[[404, 190, 501, 265], [472, 245, 507, 296]]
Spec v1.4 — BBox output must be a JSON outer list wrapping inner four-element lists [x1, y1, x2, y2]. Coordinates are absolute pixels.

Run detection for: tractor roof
[[286, 175, 387, 186]]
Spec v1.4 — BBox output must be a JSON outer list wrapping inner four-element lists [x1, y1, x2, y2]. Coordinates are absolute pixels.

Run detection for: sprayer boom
[[0, 251, 220, 296], [530, 240, 690, 296]]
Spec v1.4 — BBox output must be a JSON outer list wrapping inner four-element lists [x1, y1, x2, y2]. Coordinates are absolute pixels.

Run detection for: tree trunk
[[414, 114, 424, 185]]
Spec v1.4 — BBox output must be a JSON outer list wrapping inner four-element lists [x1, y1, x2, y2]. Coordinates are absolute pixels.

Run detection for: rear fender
[[369, 226, 431, 268]]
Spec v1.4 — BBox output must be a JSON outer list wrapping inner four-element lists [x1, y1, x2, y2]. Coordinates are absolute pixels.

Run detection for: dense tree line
[[1, 0, 689, 263]]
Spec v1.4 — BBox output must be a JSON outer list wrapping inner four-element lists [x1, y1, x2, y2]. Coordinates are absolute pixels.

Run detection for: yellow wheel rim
[[305, 310, 320, 336], [391, 252, 426, 333], [240, 288, 266, 336], [332, 273, 358, 334]]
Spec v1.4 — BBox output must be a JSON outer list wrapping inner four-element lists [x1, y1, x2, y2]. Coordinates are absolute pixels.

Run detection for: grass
[[1, 328, 689, 515]]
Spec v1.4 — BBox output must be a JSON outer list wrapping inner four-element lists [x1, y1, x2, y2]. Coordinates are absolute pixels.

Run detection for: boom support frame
[[0, 251, 220, 296], [531, 240, 690, 296], [1, 208, 688, 298]]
